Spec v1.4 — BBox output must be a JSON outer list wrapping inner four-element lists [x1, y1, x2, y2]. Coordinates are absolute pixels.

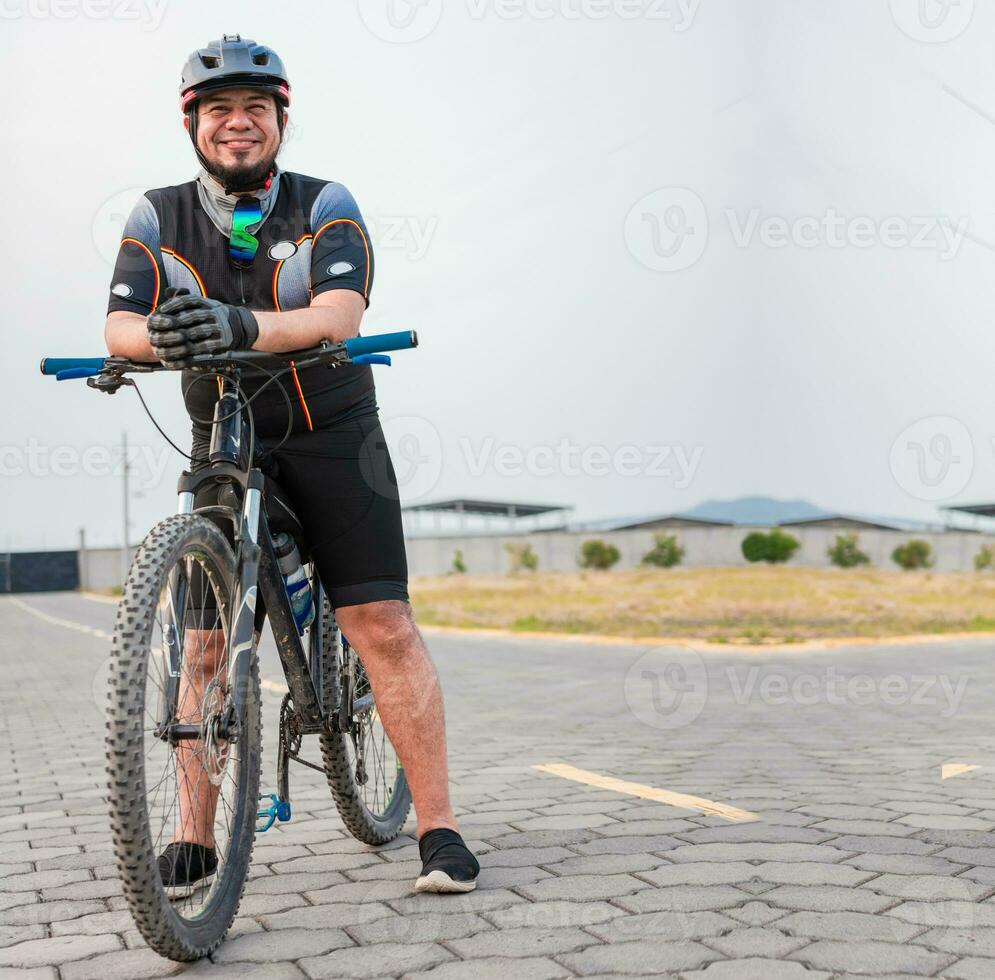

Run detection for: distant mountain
[[681, 496, 830, 526]]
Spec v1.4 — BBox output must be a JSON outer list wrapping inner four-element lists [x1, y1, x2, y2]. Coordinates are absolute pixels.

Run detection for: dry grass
[[410, 566, 995, 643]]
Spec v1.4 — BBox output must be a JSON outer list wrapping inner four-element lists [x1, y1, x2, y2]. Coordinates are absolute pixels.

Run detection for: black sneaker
[[415, 828, 479, 893], [158, 842, 217, 899]]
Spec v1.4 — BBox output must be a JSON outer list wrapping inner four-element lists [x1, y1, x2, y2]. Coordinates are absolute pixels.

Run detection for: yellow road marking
[[533, 763, 759, 823], [942, 763, 980, 780]]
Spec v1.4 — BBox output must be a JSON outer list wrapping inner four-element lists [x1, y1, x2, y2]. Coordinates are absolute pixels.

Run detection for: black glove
[[147, 288, 259, 368]]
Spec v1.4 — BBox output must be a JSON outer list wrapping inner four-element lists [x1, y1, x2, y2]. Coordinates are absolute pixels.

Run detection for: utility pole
[[78, 527, 87, 593]]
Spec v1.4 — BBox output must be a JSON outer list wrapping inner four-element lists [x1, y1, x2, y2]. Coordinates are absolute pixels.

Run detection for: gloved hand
[[147, 287, 259, 368]]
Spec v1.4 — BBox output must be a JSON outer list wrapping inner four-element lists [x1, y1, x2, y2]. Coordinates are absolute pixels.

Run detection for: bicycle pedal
[[256, 793, 292, 833]]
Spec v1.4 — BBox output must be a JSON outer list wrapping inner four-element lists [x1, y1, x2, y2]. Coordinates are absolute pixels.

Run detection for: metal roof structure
[[402, 499, 570, 518], [945, 503, 995, 518], [577, 512, 735, 532], [777, 513, 931, 532]]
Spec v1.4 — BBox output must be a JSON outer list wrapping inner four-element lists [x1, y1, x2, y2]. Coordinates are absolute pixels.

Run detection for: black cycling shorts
[[190, 407, 409, 612]]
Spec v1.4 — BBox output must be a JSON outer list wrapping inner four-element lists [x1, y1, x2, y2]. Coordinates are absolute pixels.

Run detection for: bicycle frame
[[159, 374, 325, 747], [41, 332, 415, 752]]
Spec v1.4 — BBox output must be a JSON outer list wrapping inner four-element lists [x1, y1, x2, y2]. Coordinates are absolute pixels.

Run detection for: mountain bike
[[40, 332, 417, 960]]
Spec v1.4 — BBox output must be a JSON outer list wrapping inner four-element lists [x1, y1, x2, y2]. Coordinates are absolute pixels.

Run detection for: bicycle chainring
[[279, 694, 304, 756]]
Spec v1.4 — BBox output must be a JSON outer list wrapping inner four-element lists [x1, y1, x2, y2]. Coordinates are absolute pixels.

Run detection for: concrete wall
[[407, 527, 995, 576], [79, 547, 138, 593], [72, 527, 995, 590]]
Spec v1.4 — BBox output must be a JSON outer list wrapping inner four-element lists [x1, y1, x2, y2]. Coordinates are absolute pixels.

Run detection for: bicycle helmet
[[180, 35, 291, 176]]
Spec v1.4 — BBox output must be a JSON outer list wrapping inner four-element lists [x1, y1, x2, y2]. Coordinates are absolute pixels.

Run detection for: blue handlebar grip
[[40, 357, 106, 376], [55, 367, 102, 381], [344, 331, 418, 358], [351, 354, 392, 367]]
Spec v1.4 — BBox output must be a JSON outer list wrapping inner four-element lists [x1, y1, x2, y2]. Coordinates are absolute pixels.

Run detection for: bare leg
[[334, 600, 458, 839], [173, 628, 226, 848]]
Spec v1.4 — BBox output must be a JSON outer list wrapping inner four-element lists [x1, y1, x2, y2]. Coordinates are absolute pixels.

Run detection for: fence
[[0, 550, 79, 593]]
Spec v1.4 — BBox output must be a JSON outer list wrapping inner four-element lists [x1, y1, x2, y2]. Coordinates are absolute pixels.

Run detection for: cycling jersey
[[106, 168, 376, 437]]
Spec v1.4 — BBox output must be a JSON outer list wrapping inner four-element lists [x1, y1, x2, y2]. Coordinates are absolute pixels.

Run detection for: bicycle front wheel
[[106, 514, 261, 961]]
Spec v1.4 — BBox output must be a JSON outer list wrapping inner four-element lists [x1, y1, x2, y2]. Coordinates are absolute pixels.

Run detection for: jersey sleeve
[[106, 194, 165, 316], [308, 183, 374, 307]]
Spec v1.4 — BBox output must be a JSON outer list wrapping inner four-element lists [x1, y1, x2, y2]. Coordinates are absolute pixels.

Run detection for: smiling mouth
[[219, 139, 259, 150]]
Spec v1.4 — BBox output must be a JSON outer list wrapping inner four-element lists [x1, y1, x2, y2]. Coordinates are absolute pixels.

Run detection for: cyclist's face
[[191, 88, 283, 175]]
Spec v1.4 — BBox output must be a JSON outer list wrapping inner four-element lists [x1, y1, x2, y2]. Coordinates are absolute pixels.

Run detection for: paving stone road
[[3, 592, 995, 978]]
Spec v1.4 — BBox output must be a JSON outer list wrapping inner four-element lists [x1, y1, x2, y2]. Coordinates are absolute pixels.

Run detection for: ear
[[183, 114, 190, 134]]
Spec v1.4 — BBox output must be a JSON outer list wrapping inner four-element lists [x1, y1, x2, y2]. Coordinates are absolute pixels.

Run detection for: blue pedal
[[256, 793, 292, 833]]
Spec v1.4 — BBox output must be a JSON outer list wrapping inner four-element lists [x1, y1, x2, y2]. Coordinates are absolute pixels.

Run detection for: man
[[104, 35, 478, 895]]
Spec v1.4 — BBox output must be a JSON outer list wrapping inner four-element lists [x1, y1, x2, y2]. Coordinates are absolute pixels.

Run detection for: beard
[[205, 147, 280, 194]]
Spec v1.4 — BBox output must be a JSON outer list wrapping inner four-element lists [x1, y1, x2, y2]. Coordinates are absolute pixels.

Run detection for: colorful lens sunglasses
[[230, 198, 263, 264]]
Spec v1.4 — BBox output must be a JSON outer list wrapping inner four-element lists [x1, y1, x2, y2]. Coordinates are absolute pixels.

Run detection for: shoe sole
[[414, 869, 477, 894], [163, 876, 214, 901]]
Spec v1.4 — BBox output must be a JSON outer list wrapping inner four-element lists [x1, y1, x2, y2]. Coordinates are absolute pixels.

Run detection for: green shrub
[[505, 542, 538, 574], [828, 532, 870, 568], [642, 533, 685, 568], [976, 545, 994, 571], [451, 549, 466, 574], [892, 539, 934, 570], [741, 529, 800, 564], [767, 529, 800, 563], [741, 532, 769, 563], [579, 539, 621, 570]]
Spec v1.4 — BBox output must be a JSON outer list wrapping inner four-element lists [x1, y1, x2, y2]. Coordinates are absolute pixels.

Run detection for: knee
[[339, 601, 418, 658]]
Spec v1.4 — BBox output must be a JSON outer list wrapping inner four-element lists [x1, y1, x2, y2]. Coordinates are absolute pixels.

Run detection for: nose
[[224, 107, 254, 131]]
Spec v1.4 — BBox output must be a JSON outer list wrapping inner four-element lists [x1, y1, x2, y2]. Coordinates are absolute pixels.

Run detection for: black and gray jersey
[[107, 171, 376, 435]]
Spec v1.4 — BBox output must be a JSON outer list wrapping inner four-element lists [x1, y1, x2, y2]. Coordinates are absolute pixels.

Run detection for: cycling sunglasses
[[230, 198, 263, 264]]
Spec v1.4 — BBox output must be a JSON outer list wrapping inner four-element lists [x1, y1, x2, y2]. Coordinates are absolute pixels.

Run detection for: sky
[[2, 0, 995, 549]]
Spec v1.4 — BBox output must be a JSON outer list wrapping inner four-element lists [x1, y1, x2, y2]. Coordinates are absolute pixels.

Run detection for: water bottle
[[272, 533, 315, 634]]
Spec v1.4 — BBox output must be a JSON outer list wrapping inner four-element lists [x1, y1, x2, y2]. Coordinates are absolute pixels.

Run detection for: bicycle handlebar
[[39, 330, 419, 381], [39, 357, 106, 376], [344, 330, 418, 357]]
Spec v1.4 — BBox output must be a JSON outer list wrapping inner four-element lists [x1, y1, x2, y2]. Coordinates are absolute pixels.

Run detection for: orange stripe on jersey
[[311, 219, 371, 298], [120, 237, 161, 310], [161, 247, 208, 297], [289, 360, 313, 431]]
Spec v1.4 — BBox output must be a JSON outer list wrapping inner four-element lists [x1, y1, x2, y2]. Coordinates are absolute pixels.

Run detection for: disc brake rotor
[[201, 678, 230, 787]]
